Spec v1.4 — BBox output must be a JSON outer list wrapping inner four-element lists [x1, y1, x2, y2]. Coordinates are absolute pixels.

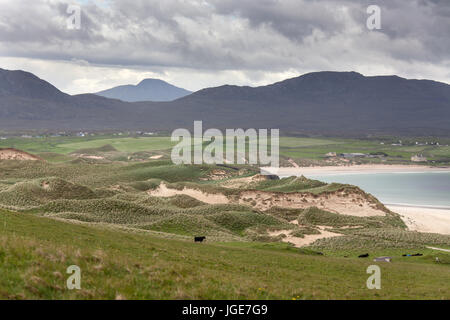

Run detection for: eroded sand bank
[[149, 182, 387, 217], [148, 183, 229, 204]]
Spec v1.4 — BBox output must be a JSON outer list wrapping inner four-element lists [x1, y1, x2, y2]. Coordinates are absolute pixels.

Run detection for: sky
[[0, 0, 449, 95]]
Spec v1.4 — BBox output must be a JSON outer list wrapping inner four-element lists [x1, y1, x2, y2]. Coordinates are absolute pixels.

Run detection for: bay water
[[303, 172, 450, 208]]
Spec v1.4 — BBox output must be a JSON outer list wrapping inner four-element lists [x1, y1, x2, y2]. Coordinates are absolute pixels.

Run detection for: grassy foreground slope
[[1, 209, 449, 300]]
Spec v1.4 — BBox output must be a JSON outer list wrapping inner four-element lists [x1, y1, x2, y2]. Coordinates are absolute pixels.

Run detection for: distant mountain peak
[[0, 68, 69, 102], [304, 71, 364, 77], [286, 71, 365, 82], [1, 68, 450, 136], [96, 78, 192, 102], [137, 78, 167, 85]]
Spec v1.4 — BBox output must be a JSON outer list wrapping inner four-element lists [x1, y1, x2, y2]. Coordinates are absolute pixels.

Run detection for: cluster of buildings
[[0, 130, 158, 140], [381, 140, 448, 147], [325, 152, 429, 163], [325, 152, 387, 159], [411, 154, 428, 162]]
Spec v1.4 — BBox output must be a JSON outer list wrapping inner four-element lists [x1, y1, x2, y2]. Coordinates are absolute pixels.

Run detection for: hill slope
[[0, 68, 156, 130], [0, 156, 448, 299], [1, 209, 449, 299], [1, 68, 450, 136], [95, 78, 192, 102], [167, 71, 450, 135]]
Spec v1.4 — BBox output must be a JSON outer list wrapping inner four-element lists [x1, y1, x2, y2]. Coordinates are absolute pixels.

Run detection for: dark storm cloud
[[210, 0, 353, 40], [0, 0, 449, 76], [345, 0, 450, 61], [0, 1, 103, 44]]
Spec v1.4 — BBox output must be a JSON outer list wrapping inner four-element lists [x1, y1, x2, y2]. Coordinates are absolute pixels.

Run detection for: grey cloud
[[346, 0, 450, 61], [0, 0, 448, 78], [210, 0, 354, 41]]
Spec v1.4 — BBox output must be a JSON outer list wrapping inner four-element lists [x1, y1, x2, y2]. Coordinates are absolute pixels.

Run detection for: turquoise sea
[[304, 172, 450, 208]]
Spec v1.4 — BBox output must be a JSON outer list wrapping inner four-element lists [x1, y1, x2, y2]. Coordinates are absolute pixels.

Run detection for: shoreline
[[386, 205, 450, 235], [260, 164, 450, 235], [386, 203, 450, 211], [261, 164, 450, 176]]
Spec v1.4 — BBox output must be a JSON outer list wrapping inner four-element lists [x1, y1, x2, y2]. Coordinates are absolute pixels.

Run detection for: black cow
[[194, 236, 206, 243], [403, 253, 423, 257], [358, 253, 369, 258]]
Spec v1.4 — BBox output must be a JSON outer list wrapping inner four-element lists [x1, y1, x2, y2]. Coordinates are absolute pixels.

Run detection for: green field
[[279, 138, 450, 164], [0, 135, 176, 155], [2, 134, 449, 165]]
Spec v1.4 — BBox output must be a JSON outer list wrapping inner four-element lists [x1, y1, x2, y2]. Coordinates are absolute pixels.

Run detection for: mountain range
[[95, 79, 192, 102], [1, 68, 450, 136]]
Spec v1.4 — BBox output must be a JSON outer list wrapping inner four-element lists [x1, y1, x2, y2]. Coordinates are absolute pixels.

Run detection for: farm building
[[411, 154, 427, 162]]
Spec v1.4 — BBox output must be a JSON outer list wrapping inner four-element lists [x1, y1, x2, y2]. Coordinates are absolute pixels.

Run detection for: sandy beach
[[261, 164, 450, 176], [387, 205, 450, 235]]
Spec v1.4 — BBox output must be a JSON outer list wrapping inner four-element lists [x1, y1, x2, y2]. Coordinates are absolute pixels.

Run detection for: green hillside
[[1, 209, 449, 300], [0, 142, 449, 300]]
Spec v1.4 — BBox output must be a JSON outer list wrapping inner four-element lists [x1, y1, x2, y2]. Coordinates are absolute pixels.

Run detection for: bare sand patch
[[78, 154, 105, 160], [269, 226, 342, 247], [148, 183, 229, 204], [289, 219, 360, 230], [337, 225, 362, 229], [41, 181, 50, 190], [239, 190, 386, 217], [0, 148, 41, 161], [207, 169, 230, 181], [387, 205, 450, 235]]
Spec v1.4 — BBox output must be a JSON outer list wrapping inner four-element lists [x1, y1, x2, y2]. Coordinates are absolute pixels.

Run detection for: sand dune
[[239, 189, 386, 216], [0, 148, 41, 161], [149, 182, 387, 217]]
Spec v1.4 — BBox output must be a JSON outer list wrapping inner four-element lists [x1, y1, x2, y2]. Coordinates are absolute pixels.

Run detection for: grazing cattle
[[194, 236, 206, 243], [358, 253, 369, 258]]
